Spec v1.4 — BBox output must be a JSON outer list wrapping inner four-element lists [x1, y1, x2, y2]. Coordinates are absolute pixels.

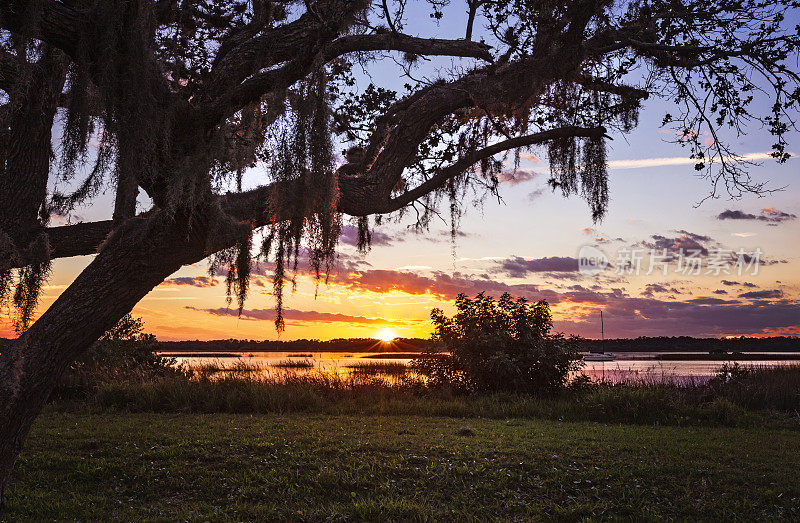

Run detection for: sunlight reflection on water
[[162, 351, 800, 385]]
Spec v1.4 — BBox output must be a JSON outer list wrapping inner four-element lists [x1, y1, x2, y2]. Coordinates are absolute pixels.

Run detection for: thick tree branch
[[358, 52, 588, 196], [0, 1, 86, 58], [575, 75, 649, 100], [200, 0, 368, 110], [35, 126, 605, 265], [0, 49, 15, 91], [214, 33, 492, 119], [383, 126, 607, 211], [323, 33, 492, 62]]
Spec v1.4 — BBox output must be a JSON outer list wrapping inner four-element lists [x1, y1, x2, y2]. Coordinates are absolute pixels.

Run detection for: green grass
[[4, 410, 800, 519]]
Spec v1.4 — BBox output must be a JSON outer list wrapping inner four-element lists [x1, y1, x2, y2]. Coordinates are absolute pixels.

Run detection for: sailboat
[[584, 310, 615, 361]]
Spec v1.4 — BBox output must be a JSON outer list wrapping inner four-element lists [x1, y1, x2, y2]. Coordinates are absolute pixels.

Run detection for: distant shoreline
[[156, 349, 800, 362], [156, 336, 800, 357]]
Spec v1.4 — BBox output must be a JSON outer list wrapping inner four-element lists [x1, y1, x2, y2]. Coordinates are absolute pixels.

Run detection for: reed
[[81, 364, 800, 427], [345, 360, 409, 376], [272, 359, 315, 369]]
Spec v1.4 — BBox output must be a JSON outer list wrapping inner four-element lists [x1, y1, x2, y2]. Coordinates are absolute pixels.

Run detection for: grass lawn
[[4, 410, 799, 519]]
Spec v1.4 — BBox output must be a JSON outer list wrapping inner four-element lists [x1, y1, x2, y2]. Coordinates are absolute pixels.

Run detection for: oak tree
[[1, 0, 799, 502]]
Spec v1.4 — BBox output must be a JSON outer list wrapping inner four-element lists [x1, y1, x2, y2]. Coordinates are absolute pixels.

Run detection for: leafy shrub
[[55, 315, 182, 397], [412, 293, 582, 394]]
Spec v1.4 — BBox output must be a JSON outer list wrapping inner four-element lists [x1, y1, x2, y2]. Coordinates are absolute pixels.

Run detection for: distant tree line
[[160, 337, 432, 353], [583, 336, 800, 353], [158, 335, 800, 355]]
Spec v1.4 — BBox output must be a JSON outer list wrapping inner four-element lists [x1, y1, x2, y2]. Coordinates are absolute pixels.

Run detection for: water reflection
[[162, 351, 800, 385], [168, 351, 419, 383]]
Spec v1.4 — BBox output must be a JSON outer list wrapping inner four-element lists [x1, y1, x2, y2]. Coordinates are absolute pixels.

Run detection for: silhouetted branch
[[208, 32, 492, 121], [384, 126, 607, 211]]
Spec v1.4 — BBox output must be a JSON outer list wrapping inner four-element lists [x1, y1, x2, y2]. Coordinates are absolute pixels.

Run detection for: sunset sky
[[2, 5, 799, 341]]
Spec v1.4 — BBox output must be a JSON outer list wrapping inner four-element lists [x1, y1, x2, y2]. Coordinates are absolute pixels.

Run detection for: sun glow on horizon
[[375, 328, 399, 342]]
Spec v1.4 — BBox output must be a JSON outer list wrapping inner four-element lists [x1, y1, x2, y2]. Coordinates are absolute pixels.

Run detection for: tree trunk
[[0, 211, 211, 506], [0, 48, 66, 248]]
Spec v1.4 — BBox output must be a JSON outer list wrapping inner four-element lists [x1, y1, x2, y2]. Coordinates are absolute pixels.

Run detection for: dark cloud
[[568, 284, 589, 291], [717, 207, 797, 224], [187, 257, 797, 337], [720, 280, 757, 287], [161, 276, 218, 288], [640, 283, 681, 298], [717, 209, 758, 220], [338, 224, 393, 247], [323, 267, 799, 337], [640, 230, 714, 256], [712, 289, 728, 295], [496, 256, 579, 277], [688, 297, 735, 305], [527, 187, 546, 201], [554, 295, 800, 338], [185, 306, 408, 325], [738, 289, 784, 299], [595, 236, 624, 245]]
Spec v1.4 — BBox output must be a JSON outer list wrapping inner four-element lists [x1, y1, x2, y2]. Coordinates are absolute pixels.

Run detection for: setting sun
[[375, 328, 398, 342]]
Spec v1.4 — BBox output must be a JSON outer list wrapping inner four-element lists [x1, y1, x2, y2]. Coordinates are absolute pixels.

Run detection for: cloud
[[640, 230, 715, 256], [329, 269, 527, 301], [324, 267, 799, 337], [161, 276, 218, 288], [497, 169, 538, 185], [640, 283, 681, 298], [718, 210, 758, 220], [721, 280, 757, 287], [717, 208, 796, 224], [185, 306, 410, 325], [496, 256, 579, 277], [607, 151, 791, 170], [738, 289, 784, 299], [338, 224, 393, 247], [554, 295, 800, 338], [595, 236, 624, 245], [526, 187, 546, 201], [688, 297, 735, 305]]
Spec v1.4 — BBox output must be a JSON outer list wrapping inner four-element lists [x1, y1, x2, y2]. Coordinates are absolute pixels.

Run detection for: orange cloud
[[185, 306, 423, 326], [160, 276, 218, 288]]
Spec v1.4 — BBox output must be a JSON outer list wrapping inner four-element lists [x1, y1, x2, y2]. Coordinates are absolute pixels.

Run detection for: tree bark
[[0, 48, 66, 248], [0, 211, 213, 506]]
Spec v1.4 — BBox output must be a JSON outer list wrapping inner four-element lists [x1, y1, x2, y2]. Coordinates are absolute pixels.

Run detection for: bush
[[412, 292, 582, 394], [55, 315, 182, 397]]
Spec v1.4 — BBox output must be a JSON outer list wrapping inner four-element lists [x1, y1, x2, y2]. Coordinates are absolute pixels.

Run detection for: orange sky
[[4, 184, 798, 341]]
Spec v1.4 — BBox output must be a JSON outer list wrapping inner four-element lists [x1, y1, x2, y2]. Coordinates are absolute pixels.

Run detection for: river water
[[162, 351, 800, 384]]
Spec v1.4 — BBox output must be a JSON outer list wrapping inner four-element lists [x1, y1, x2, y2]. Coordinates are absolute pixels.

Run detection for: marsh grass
[[705, 363, 800, 411], [190, 359, 267, 379], [75, 364, 800, 427], [345, 360, 409, 376], [272, 358, 315, 369]]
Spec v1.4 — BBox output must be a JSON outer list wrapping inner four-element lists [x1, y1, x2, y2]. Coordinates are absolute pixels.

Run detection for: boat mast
[[600, 310, 604, 351]]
